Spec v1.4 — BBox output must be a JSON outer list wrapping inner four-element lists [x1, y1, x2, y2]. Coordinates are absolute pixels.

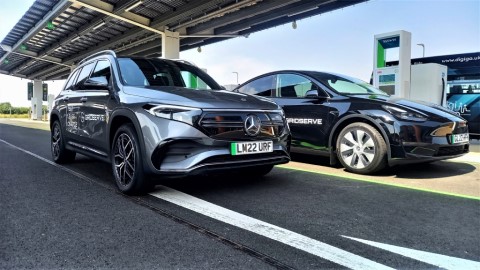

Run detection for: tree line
[[0, 102, 48, 114]]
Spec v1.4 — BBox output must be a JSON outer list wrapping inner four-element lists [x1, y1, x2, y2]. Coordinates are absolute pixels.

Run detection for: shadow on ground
[[290, 153, 477, 180]]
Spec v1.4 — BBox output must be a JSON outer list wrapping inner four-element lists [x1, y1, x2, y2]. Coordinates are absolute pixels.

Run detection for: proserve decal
[[84, 114, 106, 122], [287, 118, 322, 125]]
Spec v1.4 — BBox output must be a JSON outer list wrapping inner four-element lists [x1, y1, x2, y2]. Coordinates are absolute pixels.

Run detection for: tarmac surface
[[1, 118, 479, 269]]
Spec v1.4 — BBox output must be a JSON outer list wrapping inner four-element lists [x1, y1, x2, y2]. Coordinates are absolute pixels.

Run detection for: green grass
[[0, 114, 29, 118]]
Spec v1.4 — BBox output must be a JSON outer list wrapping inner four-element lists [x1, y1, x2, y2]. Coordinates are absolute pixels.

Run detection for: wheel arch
[[328, 114, 391, 165], [108, 109, 144, 152], [49, 110, 61, 131], [108, 109, 149, 173]]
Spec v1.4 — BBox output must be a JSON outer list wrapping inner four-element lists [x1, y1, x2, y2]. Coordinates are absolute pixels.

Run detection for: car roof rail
[[78, 50, 117, 65], [166, 58, 198, 67]]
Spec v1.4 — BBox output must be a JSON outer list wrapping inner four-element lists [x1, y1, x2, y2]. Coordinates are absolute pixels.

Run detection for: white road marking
[[4, 138, 476, 269], [150, 186, 393, 270], [342, 236, 480, 270], [0, 139, 94, 183]]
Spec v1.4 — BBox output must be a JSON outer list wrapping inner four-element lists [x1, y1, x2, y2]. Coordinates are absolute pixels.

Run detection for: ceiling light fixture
[[288, 7, 319, 17], [292, 20, 297, 29], [93, 20, 106, 30], [125, 0, 144, 12]]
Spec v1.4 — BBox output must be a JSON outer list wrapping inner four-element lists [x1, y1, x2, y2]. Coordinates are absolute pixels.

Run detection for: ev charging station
[[373, 30, 448, 106], [373, 30, 411, 98]]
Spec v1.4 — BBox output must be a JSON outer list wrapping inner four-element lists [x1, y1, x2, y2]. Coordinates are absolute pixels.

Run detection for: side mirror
[[85, 77, 109, 89], [305, 89, 319, 98]]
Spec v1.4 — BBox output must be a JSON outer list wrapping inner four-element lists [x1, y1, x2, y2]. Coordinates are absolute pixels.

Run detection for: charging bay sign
[[42, 83, 48, 101], [27, 82, 33, 101], [378, 36, 400, 49]]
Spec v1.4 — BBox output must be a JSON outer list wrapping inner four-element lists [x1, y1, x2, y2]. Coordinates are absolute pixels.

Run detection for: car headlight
[[430, 122, 455, 136], [146, 104, 202, 126], [382, 105, 427, 122]]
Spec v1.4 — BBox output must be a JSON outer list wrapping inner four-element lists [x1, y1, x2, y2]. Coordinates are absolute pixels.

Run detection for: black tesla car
[[234, 71, 470, 174]]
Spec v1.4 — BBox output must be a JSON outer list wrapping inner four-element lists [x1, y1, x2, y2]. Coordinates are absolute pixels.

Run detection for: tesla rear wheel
[[111, 124, 151, 194], [51, 120, 76, 163], [336, 123, 387, 174]]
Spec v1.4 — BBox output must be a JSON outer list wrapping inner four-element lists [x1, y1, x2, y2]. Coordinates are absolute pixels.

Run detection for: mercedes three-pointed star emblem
[[244, 114, 261, 136]]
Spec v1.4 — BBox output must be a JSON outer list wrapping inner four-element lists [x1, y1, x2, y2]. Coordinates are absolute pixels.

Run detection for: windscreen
[[308, 72, 389, 96], [117, 58, 221, 90]]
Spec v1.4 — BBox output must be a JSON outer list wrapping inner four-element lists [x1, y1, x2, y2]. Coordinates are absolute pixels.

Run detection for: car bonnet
[[122, 86, 280, 110]]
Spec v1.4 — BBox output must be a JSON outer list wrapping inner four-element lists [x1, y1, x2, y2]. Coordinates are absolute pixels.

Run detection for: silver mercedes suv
[[50, 51, 291, 194]]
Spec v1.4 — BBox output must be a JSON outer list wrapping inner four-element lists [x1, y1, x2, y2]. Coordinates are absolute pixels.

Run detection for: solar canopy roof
[[0, 0, 366, 81]]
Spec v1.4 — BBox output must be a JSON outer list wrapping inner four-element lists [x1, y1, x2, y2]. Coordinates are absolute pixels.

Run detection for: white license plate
[[451, 133, 469, 144], [231, 141, 273, 155]]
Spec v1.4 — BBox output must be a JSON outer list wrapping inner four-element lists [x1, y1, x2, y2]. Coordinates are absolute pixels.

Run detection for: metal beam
[[10, 52, 71, 68], [136, 46, 162, 57], [25, 0, 228, 78], [45, 69, 71, 80], [186, 0, 300, 35], [69, 0, 161, 34], [25, 0, 367, 80], [0, 0, 72, 65], [116, 39, 161, 56], [24, 0, 255, 79], [214, 0, 337, 34], [171, 0, 260, 31], [10, 0, 136, 74], [229, 0, 367, 35]]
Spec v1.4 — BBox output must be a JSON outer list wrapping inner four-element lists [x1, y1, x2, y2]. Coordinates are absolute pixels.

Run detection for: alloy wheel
[[52, 124, 61, 158], [113, 133, 136, 186], [339, 129, 376, 169]]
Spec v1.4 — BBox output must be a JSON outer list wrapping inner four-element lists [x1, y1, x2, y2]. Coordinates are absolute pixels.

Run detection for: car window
[[276, 74, 317, 98], [326, 79, 369, 94], [74, 62, 96, 90], [64, 68, 81, 90], [181, 71, 211, 90], [308, 72, 388, 95], [90, 60, 111, 84], [117, 58, 221, 90], [236, 75, 274, 96]]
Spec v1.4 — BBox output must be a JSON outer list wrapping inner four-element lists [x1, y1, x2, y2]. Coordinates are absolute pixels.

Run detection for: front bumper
[[389, 143, 469, 166], [136, 110, 291, 175], [388, 120, 469, 166]]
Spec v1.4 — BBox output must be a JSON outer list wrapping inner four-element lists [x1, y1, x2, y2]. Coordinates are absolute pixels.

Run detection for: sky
[[0, 0, 479, 107]]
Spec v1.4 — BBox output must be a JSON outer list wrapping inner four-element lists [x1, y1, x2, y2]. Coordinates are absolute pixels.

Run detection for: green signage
[[46, 21, 55, 30], [42, 83, 48, 101], [376, 36, 400, 68], [27, 82, 33, 101]]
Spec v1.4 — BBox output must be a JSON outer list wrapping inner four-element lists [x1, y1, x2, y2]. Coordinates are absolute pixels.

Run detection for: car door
[[270, 73, 332, 155], [64, 62, 95, 141], [59, 68, 80, 138], [76, 59, 112, 155]]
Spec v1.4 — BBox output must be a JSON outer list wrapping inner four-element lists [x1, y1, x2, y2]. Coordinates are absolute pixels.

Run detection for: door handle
[[80, 97, 88, 103]]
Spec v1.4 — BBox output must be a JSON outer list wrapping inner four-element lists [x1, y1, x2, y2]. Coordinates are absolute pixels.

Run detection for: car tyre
[[51, 120, 76, 163], [111, 124, 152, 194], [336, 123, 387, 174]]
